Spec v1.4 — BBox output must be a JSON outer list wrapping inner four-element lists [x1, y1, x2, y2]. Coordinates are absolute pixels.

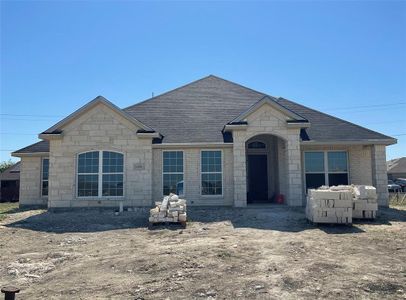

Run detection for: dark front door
[[247, 154, 268, 203]]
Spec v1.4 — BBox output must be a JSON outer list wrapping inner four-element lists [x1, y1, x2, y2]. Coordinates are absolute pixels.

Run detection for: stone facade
[[152, 147, 234, 206], [301, 144, 373, 187], [231, 102, 303, 207], [371, 145, 389, 206], [16, 102, 391, 208], [19, 156, 48, 207], [48, 102, 153, 208]]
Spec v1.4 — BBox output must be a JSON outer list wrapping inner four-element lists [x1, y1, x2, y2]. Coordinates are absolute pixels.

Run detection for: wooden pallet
[[148, 221, 186, 229]]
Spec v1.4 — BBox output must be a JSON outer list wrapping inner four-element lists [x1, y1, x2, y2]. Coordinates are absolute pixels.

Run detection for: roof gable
[[42, 96, 154, 135], [229, 96, 308, 124]]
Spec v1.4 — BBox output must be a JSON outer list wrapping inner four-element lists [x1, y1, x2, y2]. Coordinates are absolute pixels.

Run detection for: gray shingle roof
[[124, 75, 267, 143], [125, 75, 394, 143], [276, 97, 394, 142], [13, 140, 49, 154], [0, 162, 20, 181], [387, 157, 406, 174], [13, 75, 395, 154]]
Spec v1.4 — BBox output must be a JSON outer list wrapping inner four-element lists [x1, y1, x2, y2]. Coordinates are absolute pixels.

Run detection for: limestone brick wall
[[371, 145, 389, 206], [152, 147, 234, 206], [301, 144, 373, 186], [19, 156, 48, 207], [48, 103, 153, 208], [232, 103, 303, 206]]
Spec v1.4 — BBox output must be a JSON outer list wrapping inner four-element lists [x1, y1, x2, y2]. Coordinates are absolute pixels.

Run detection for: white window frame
[[200, 149, 223, 197], [41, 157, 49, 197], [303, 150, 349, 191], [162, 150, 185, 196], [76, 150, 125, 198]]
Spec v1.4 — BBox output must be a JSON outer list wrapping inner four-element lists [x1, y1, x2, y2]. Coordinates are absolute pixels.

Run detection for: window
[[163, 151, 184, 195], [41, 158, 49, 196], [201, 150, 222, 195], [77, 151, 123, 197], [248, 141, 266, 149], [327, 152, 348, 186], [304, 151, 348, 191]]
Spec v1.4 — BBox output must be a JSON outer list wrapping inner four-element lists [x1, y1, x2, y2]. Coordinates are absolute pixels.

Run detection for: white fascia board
[[301, 139, 397, 146], [38, 133, 63, 140], [152, 143, 233, 149], [223, 124, 248, 131], [136, 132, 161, 138], [287, 122, 311, 128], [11, 152, 49, 158]]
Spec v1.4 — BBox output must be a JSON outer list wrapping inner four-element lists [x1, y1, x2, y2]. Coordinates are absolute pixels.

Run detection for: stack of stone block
[[352, 185, 378, 219], [149, 193, 187, 224], [306, 186, 353, 224]]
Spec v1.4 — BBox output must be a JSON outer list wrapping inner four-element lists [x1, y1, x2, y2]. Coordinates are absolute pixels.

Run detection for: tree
[[0, 160, 15, 173]]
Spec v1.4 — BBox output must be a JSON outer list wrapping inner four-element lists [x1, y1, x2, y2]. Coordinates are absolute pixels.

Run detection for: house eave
[[136, 132, 161, 138], [38, 133, 63, 140], [152, 142, 233, 149], [223, 124, 248, 131], [11, 151, 49, 158], [301, 139, 397, 146], [286, 122, 311, 128]]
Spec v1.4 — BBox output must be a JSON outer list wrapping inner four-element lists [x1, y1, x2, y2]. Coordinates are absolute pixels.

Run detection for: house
[[0, 162, 20, 202], [12, 75, 396, 209], [387, 157, 406, 180]]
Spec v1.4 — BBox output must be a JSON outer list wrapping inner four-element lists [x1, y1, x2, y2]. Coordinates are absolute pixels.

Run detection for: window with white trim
[[201, 150, 222, 195], [162, 151, 184, 195], [304, 151, 348, 191], [77, 151, 124, 197], [41, 158, 49, 196]]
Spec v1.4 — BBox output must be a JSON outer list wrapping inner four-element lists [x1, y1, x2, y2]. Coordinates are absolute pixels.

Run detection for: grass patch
[[217, 250, 232, 259], [0, 202, 19, 221]]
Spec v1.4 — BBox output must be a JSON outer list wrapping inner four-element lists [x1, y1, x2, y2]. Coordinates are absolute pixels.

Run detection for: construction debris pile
[[306, 185, 378, 224], [149, 194, 187, 224], [352, 185, 378, 219]]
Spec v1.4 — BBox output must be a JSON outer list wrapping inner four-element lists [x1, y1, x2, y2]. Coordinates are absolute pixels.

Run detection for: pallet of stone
[[352, 185, 378, 220], [306, 188, 353, 224], [149, 193, 187, 226]]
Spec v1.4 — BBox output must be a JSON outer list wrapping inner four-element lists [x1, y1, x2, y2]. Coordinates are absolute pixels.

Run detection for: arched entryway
[[246, 134, 287, 204]]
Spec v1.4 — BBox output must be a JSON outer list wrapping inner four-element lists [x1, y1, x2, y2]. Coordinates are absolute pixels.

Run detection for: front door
[[247, 154, 268, 203]]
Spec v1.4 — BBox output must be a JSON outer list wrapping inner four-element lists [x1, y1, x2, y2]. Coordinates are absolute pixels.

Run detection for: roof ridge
[[123, 75, 269, 111], [123, 75, 216, 111], [278, 97, 396, 141], [205, 75, 266, 97]]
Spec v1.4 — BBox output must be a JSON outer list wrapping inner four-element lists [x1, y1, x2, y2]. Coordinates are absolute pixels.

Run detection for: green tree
[[0, 160, 15, 173]]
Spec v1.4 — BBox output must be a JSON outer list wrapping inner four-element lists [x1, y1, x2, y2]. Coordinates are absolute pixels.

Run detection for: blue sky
[[1, 0, 405, 162]]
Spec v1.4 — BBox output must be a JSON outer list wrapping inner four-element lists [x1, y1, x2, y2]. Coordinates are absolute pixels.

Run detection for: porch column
[[233, 130, 247, 207], [371, 145, 389, 206], [286, 133, 303, 206]]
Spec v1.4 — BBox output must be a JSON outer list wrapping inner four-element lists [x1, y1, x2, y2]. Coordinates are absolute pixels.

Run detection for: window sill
[[76, 197, 125, 201]]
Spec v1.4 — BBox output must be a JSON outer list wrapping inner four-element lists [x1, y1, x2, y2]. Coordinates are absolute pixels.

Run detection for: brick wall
[[231, 103, 303, 206], [48, 103, 153, 208], [19, 156, 48, 207], [152, 147, 234, 206]]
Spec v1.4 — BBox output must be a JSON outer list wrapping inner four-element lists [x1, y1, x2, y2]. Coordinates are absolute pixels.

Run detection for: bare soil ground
[[0, 205, 405, 299]]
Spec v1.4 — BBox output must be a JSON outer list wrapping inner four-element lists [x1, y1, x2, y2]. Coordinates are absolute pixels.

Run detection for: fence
[[389, 192, 406, 206]]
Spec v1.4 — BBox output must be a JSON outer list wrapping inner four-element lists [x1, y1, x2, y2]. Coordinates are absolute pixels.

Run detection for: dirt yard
[[0, 205, 405, 299]]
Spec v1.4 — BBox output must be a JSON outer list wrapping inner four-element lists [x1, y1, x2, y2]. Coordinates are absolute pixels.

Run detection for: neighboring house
[[12, 76, 396, 209], [0, 162, 20, 202], [387, 157, 406, 180]]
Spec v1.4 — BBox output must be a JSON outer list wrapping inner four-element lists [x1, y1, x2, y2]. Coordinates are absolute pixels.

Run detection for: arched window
[[77, 151, 124, 197], [248, 141, 266, 149]]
